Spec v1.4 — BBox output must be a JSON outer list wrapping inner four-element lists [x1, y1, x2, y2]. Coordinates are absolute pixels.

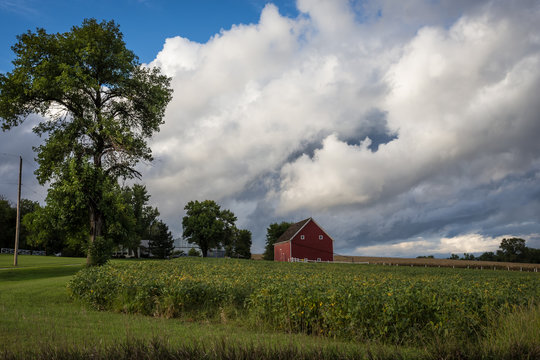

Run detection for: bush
[[187, 248, 201, 257]]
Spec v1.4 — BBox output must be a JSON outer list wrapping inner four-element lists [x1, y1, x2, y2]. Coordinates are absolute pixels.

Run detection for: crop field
[[69, 257, 540, 346], [332, 255, 540, 271]]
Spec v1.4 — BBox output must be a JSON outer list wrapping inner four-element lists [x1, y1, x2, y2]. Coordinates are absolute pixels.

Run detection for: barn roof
[[274, 218, 311, 245]]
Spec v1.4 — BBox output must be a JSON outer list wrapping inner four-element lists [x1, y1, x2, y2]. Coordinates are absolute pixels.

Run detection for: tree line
[[1, 192, 254, 261], [448, 237, 540, 264], [0, 185, 174, 259]]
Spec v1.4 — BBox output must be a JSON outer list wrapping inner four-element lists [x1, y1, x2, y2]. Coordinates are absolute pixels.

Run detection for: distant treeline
[[447, 238, 540, 264]]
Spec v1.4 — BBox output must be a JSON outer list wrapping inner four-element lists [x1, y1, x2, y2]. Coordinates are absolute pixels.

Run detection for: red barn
[[273, 218, 334, 262]]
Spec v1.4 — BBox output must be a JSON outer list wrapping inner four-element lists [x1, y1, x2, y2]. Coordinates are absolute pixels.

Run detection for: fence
[[289, 257, 369, 264], [1, 248, 46, 256]]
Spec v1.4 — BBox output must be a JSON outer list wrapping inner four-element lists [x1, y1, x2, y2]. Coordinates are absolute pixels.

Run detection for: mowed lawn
[[0, 256, 417, 359], [0, 254, 86, 269]]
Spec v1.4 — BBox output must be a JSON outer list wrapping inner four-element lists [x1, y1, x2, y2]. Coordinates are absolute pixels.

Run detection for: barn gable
[[274, 218, 311, 245]]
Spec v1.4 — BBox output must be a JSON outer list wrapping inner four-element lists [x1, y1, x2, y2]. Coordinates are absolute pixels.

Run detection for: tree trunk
[[200, 243, 208, 258], [88, 205, 104, 265]]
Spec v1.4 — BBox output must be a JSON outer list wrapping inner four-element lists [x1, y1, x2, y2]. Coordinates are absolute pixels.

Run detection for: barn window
[[318, 235, 323, 240], [300, 235, 305, 240], [317, 258, 321, 262]]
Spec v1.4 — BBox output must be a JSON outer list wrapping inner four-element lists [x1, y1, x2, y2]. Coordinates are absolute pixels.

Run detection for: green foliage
[[456, 238, 540, 264], [187, 248, 201, 257], [120, 184, 160, 252], [0, 19, 172, 265], [21, 171, 134, 257], [233, 229, 252, 259], [68, 258, 540, 345], [182, 200, 238, 257], [499, 237, 526, 262], [225, 228, 252, 259], [87, 236, 114, 266], [263, 221, 292, 260], [477, 251, 497, 261], [0, 196, 15, 248], [0, 196, 41, 249], [148, 220, 174, 259]]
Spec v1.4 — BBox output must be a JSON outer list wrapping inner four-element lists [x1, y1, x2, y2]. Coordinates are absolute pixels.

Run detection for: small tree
[[263, 222, 292, 260], [188, 247, 201, 257], [148, 220, 174, 259], [182, 200, 237, 257], [122, 184, 160, 253], [227, 228, 252, 259]]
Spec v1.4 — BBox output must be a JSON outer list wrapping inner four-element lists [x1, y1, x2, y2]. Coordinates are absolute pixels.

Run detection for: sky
[[1, 0, 539, 257]]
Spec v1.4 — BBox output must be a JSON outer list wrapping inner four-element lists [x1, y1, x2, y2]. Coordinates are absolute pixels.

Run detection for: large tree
[[182, 200, 237, 257], [0, 19, 172, 265], [263, 221, 292, 260]]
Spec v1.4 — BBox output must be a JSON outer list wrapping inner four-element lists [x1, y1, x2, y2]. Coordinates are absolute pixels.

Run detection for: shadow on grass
[[0, 265, 84, 282], [0, 337, 420, 360]]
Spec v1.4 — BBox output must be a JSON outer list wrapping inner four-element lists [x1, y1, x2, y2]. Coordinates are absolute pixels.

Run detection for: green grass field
[[1, 256, 539, 359], [0, 254, 86, 268]]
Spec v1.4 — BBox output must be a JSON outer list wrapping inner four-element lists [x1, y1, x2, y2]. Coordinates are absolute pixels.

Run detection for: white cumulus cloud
[[120, 0, 540, 255]]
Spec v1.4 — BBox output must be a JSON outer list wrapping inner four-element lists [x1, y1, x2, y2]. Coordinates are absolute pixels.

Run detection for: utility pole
[[13, 156, 22, 266]]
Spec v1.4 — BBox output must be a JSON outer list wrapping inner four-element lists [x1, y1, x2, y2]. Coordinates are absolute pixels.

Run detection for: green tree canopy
[[0, 19, 172, 265], [121, 184, 159, 251], [22, 173, 134, 258], [182, 200, 237, 258], [148, 219, 174, 259], [499, 237, 526, 262], [263, 221, 292, 260], [0, 196, 41, 250], [0, 196, 16, 249], [225, 228, 252, 259]]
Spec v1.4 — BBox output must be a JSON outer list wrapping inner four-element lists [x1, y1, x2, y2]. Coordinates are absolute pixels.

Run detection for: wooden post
[[13, 156, 22, 266]]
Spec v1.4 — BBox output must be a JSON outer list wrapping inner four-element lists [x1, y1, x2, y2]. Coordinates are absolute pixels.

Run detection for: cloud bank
[[140, 0, 540, 255]]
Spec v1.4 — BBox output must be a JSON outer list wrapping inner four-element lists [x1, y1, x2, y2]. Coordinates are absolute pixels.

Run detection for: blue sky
[[0, 0, 299, 72], [1, 0, 540, 257]]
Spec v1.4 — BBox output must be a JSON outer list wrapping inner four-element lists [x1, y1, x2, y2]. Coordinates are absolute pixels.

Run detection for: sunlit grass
[[0, 254, 85, 268]]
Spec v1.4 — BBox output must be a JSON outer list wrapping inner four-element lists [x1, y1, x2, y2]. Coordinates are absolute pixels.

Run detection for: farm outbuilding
[[273, 218, 334, 262]]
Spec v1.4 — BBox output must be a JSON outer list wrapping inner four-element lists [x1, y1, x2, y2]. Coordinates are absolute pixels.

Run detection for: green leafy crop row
[[68, 258, 539, 344]]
